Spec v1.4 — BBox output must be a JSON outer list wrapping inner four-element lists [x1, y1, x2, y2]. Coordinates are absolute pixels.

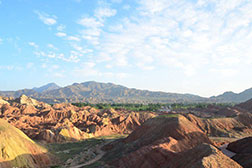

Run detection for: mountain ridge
[[33, 82, 61, 93], [1, 81, 252, 103]]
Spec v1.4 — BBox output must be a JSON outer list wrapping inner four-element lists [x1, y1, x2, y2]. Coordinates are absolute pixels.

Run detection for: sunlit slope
[[0, 119, 51, 168]]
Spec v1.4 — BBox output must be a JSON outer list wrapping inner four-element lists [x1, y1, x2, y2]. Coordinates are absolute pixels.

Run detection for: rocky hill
[[102, 114, 242, 168], [0, 119, 52, 168]]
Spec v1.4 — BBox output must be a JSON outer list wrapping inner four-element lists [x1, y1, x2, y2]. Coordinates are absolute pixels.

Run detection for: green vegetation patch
[[47, 134, 127, 164], [72, 102, 163, 111], [47, 138, 104, 163]]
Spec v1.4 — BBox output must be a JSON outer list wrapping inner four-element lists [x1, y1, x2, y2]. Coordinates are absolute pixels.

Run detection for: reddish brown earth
[[103, 114, 242, 168], [0, 95, 155, 143], [185, 113, 252, 138], [227, 137, 252, 168]]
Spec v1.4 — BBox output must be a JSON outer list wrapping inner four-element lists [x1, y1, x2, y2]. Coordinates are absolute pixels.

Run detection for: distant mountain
[[0, 81, 206, 104], [210, 88, 252, 103], [1, 81, 252, 104], [33, 83, 61, 93], [38, 81, 207, 103]]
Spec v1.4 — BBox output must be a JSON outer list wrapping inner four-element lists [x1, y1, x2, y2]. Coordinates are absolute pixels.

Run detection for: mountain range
[[0, 81, 252, 104]]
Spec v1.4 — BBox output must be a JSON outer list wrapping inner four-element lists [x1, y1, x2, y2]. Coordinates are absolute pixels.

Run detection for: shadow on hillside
[[102, 131, 214, 165], [0, 152, 57, 168]]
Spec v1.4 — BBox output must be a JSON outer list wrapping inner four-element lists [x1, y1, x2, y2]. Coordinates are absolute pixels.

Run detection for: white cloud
[[71, 44, 93, 54], [78, 5, 116, 45], [28, 42, 39, 48], [138, 0, 170, 15], [47, 44, 58, 50], [56, 32, 67, 37], [67, 36, 81, 41], [78, 17, 103, 28], [35, 11, 57, 25], [34, 49, 81, 63], [0, 38, 2, 44], [94, 7, 117, 19], [88, 0, 252, 77]]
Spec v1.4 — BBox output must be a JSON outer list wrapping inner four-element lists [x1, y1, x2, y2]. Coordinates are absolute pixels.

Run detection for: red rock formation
[[0, 95, 155, 143]]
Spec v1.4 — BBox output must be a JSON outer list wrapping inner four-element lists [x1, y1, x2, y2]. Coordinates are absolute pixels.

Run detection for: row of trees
[[72, 102, 234, 112]]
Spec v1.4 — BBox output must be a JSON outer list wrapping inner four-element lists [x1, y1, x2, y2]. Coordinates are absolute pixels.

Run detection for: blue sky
[[0, 0, 252, 97]]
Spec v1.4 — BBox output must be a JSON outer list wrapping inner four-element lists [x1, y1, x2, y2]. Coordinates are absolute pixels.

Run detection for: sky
[[0, 0, 252, 97]]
